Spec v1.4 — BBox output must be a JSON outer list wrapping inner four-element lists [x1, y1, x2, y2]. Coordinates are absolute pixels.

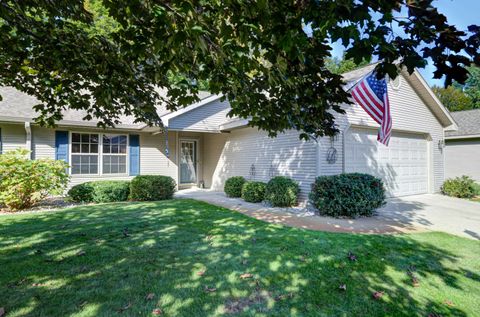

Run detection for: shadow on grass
[[0, 199, 477, 316]]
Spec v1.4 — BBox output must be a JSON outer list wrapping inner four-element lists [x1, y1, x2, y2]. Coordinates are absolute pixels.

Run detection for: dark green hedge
[[224, 176, 246, 198], [130, 175, 176, 201], [241, 181, 267, 203], [265, 176, 299, 207], [309, 173, 386, 218], [68, 181, 130, 203]]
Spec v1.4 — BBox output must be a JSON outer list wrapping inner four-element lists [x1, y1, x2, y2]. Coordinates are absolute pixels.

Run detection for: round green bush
[[441, 176, 476, 198], [265, 176, 299, 207], [224, 176, 246, 198], [309, 173, 386, 218], [68, 182, 95, 203], [241, 181, 267, 203], [68, 180, 130, 203], [130, 175, 176, 201]]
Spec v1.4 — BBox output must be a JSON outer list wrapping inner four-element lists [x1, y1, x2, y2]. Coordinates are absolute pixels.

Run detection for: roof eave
[[404, 69, 458, 130]]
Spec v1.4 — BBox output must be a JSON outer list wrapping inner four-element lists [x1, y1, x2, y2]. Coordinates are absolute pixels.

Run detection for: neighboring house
[[0, 64, 456, 203], [445, 109, 480, 181]]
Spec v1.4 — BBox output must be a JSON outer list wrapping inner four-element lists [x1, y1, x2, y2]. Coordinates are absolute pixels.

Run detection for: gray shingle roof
[[0, 86, 212, 128], [446, 109, 480, 137]]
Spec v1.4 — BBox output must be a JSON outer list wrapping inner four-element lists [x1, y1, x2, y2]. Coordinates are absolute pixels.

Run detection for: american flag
[[351, 72, 392, 146]]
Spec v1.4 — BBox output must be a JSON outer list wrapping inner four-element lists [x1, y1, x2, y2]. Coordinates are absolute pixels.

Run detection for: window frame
[[101, 133, 129, 175], [69, 131, 130, 177]]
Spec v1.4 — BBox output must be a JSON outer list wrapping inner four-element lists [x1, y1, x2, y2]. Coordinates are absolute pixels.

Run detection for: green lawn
[[0, 200, 479, 317]]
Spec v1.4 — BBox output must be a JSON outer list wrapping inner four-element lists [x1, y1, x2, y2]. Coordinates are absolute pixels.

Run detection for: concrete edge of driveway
[[175, 190, 426, 235]]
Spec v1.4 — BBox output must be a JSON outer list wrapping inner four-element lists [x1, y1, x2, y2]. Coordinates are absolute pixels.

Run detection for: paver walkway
[[176, 189, 480, 240]]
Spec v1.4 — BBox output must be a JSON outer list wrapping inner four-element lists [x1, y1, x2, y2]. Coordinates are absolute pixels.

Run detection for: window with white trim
[[71, 133, 99, 175], [102, 134, 128, 174], [70, 132, 129, 175]]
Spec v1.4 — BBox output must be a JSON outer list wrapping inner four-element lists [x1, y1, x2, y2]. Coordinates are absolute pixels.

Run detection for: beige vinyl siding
[[445, 139, 480, 181], [169, 99, 230, 131], [202, 133, 228, 188], [0, 123, 27, 152], [318, 74, 445, 192], [140, 132, 177, 180], [32, 126, 55, 159], [204, 128, 317, 202]]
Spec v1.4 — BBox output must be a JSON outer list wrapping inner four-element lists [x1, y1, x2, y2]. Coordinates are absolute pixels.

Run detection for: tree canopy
[[1, 1, 479, 139], [433, 66, 480, 112]]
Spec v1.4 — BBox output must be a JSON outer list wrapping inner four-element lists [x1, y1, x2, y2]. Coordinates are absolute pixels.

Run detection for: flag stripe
[[351, 89, 382, 124], [351, 71, 392, 146]]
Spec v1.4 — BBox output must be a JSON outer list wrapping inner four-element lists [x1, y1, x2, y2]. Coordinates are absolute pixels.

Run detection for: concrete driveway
[[176, 190, 480, 240], [378, 194, 480, 240]]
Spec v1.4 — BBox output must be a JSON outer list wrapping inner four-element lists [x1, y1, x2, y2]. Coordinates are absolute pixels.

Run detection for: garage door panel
[[346, 128, 428, 197]]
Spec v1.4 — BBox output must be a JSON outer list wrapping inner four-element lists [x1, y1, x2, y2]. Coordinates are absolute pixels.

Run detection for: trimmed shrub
[[130, 175, 176, 201], [224, 176, 246, 198], [309, 173, 386, 218], [441, 176, 476, 198], [68, 181, 130, 203], [0, 149, 69, 211], [68, 182, 95, 203], [241, 181, 267, 203], [265, 176, 299, 207]]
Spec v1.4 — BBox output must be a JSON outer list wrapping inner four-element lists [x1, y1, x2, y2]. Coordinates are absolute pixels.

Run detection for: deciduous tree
[[1, 1, 479, 139]]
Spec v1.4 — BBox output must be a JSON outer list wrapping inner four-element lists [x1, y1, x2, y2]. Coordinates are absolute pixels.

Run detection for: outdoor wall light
[[438, 139, 445, 149]]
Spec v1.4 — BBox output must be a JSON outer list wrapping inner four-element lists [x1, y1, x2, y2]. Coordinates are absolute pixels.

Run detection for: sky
[[329, 0, 480, 87]]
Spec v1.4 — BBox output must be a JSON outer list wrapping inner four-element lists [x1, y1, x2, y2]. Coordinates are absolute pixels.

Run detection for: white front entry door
[[180, 140, 197, 184], [345, 128, 429, 196]]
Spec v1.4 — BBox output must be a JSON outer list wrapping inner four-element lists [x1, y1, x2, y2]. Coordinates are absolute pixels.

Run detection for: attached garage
[[345, 127, 429, 196]]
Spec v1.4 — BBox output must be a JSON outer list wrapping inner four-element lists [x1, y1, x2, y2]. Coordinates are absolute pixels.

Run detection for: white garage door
[[345, 128, 429, 196]]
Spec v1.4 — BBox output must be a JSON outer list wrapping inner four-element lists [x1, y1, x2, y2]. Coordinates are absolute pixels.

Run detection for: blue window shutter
[[129, 134, 140, 176], [55, 131, 69, 162]]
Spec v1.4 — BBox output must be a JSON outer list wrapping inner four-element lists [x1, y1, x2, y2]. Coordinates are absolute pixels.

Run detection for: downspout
[[24, 122, 32, 159]]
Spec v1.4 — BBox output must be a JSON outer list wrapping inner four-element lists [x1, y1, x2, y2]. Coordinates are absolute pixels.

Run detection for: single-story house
[[445, 109, 480, 181], [0, 64, 457, 203]]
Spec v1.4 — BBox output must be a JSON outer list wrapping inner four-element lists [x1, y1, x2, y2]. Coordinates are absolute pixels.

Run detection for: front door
[[180, 140, 197, 184]]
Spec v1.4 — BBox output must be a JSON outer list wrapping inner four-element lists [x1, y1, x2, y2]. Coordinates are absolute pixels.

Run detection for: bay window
[[70, 132, 128, 175]]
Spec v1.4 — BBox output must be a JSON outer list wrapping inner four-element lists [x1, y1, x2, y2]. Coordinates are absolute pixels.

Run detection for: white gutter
[[445, 134, 480, 140], [24, 121, 32, 159]]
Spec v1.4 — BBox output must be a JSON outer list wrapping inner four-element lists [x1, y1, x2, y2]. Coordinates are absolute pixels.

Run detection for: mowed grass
[[0, 200, 479, 317]]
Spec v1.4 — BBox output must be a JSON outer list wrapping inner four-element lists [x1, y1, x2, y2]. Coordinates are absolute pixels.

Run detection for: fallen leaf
[[197, 270, 206, 276], [0, 307, 5, 317], [117, 302, 132, 313], [240, 273, 253, 279], [145, 293, 155, 301], [76, 250, 86, 256], [274, 293, 294, 301], [204, 286, 217, 293], [347, 251, 357, 261], [443, 299, 455, 307], [152, 308, 162, 315], [412, 277, 420, 287], [339, 284, 347, 291], [31, 283, 46, 287], [372, 291, 384, 300]]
